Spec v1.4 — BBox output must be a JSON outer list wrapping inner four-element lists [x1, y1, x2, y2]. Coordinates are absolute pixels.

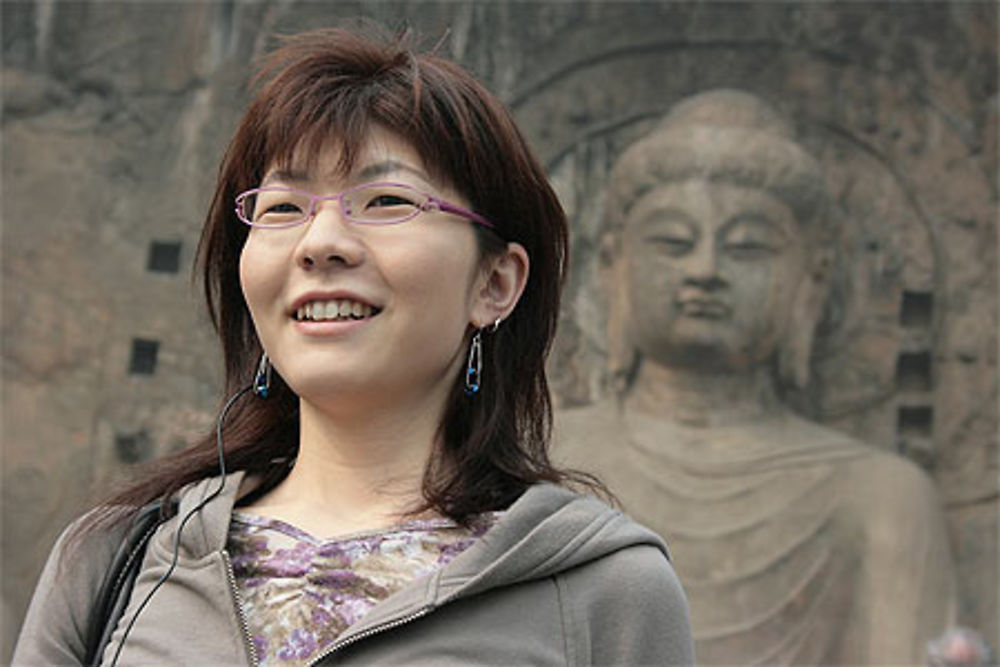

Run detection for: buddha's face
[[621, 178, 807, 373]]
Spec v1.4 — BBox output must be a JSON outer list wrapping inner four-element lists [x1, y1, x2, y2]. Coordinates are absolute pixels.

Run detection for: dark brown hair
[[89, 26, 601, 529]]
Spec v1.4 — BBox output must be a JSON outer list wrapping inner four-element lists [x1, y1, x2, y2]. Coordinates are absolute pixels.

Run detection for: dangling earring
[[464, 330, 482, 396], [465, 319, 502, 396], [253, 352, 272, 398]]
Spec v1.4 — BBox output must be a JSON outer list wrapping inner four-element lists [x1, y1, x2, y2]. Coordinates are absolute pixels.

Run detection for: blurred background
[[2, 1, 996, 661]]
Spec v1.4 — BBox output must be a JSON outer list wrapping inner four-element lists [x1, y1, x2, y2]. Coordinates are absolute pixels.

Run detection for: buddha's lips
[[676, 298, 730, 318]]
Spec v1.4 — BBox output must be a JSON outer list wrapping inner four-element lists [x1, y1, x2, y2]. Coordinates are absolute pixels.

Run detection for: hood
[[343, 482, 670, 638], [161, 471, 244, 561], [437, 483, 669, 600], [160, 471, 669, 641]]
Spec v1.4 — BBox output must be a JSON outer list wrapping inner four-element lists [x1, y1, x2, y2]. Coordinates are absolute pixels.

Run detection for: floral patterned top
[[227, 511, 501, 666]]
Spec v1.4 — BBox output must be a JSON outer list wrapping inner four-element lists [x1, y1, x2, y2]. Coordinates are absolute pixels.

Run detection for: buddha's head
[[606, 89, 831, 391]]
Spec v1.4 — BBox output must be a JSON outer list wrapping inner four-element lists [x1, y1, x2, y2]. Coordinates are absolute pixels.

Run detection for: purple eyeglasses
[[234, 181, 494, 230]]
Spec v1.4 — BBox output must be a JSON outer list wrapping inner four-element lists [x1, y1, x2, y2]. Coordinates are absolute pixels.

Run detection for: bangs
[[236, 31, 479, 198], [253, 82, 378, 185]]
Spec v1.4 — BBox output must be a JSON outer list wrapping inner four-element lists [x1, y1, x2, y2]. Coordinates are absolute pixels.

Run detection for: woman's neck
[[625, 360, 782, 427], [244, 394, 444, 538]]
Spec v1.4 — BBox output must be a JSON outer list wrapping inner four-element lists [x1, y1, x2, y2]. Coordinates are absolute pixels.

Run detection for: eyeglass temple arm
[[432, 199, 495, 229]]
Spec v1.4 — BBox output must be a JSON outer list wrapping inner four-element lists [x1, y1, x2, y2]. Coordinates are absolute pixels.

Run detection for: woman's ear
[[470, 242, 530, 327]]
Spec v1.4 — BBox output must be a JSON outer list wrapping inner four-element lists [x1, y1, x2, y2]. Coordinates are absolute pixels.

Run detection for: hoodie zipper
[[306, 606, 433, 666], [222, 550, 260, 666]]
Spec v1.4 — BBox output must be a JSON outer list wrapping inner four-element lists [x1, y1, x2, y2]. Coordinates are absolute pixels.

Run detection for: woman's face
[[622, 178, 807, 372], [239, 129, 487, 412]]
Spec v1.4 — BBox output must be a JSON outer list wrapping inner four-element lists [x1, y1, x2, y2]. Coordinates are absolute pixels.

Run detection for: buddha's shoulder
[[844, 447, 942, 509], [773, 416, 943, 516], [783, 413, 933, 473], [555, 399, 621, 430], [781, 413, 922, 463], [552, 399, 624, 460]]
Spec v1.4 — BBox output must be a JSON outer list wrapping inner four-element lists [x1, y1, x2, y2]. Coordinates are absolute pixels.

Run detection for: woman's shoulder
[[12, 506, 139, 665], [54, 505, 136, 564], [567, 535, 685, 599], [513, 485, 689, 609], [556, 525, 694, 665], [501, 484, 684, 598]]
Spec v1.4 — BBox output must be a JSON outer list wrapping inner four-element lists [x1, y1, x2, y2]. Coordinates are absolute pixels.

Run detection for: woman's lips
[[293, 298, 380, 322], [292, 315, 376, 337]]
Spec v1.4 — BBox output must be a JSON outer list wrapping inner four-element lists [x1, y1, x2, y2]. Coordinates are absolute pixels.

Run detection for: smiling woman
[[237, 130, 506, 440], [13, 26, 693, 667]]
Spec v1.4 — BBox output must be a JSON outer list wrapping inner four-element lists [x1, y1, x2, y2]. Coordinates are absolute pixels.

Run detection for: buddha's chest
[[613, 457, 861, 666]]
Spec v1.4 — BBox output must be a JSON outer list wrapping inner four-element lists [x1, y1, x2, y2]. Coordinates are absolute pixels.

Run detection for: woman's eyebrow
[[261, 169, 310, 186], [262, 161, 431, 186], [355, 160, 430, 182]]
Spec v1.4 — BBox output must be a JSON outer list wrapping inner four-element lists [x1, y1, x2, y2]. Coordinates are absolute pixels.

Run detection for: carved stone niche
[[516, 7, 996, 652], [553, 89, 957, 665]]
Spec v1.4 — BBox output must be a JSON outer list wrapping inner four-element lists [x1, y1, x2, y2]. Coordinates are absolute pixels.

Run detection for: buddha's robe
[[555, 400, 955, 665]]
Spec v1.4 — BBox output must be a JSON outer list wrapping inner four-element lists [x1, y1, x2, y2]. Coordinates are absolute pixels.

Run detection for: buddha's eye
[[723, 240, 778, 259], [722, 218, 786, 259], [647, 235, 695, 256], [642, 217, 697, 257]]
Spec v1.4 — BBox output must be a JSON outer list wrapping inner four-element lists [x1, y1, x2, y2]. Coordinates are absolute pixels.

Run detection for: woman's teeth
[[295, 300, 378, 321]]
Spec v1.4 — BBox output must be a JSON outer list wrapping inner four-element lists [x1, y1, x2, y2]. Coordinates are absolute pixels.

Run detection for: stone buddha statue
[[554, 90, 956, 665]]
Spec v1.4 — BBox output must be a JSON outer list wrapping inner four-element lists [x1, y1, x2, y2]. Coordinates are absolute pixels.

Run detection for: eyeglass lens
[[240, 184, 431, 227]]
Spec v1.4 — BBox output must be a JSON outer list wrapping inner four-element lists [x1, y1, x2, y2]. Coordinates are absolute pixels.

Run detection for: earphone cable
[[107, 385, 251, 667]]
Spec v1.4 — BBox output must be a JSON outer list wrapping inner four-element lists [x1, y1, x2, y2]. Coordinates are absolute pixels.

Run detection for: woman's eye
[[264, 202, 303, 214], [367, 194, 416, 208], [253, 198, 306, 223]]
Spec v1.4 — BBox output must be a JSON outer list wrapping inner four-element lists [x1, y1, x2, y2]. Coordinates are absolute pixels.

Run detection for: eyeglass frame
[[233, 181, 496, 230]]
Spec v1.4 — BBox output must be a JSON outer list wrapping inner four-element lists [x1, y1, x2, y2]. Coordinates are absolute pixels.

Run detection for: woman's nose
[[294, 200, 366, 269]]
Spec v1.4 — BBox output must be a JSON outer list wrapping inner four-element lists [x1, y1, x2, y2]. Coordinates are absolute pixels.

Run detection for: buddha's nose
[[683, 243, 726, 288]]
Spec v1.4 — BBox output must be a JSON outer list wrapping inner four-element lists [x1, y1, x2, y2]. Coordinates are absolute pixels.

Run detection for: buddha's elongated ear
[[778, 245, 832, 389], [604, 230, 638, 394]]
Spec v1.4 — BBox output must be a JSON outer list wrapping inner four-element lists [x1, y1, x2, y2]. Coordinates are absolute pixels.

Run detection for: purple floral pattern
[[227, 512, 499, 666]]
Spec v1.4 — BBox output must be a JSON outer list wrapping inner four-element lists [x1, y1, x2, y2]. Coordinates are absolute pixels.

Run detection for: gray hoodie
[[14, 472, 693, 666]]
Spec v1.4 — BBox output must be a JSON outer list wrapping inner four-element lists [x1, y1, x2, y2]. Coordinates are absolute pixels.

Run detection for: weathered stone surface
[[948, 501, 1000, 642], [554, 88, 959, 664], [521, 5, 997, 657], [2, 1, 996, 661]]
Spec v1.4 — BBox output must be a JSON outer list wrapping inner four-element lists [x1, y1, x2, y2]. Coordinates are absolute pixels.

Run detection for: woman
[[14, 28, 692, 666]]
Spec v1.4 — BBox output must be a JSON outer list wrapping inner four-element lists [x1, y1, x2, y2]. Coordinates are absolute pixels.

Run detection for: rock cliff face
[[2, 1, 996, 660]]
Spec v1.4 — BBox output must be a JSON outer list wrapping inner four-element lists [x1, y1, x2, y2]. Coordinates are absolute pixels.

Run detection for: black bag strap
[[84, 500, 173, 666]]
